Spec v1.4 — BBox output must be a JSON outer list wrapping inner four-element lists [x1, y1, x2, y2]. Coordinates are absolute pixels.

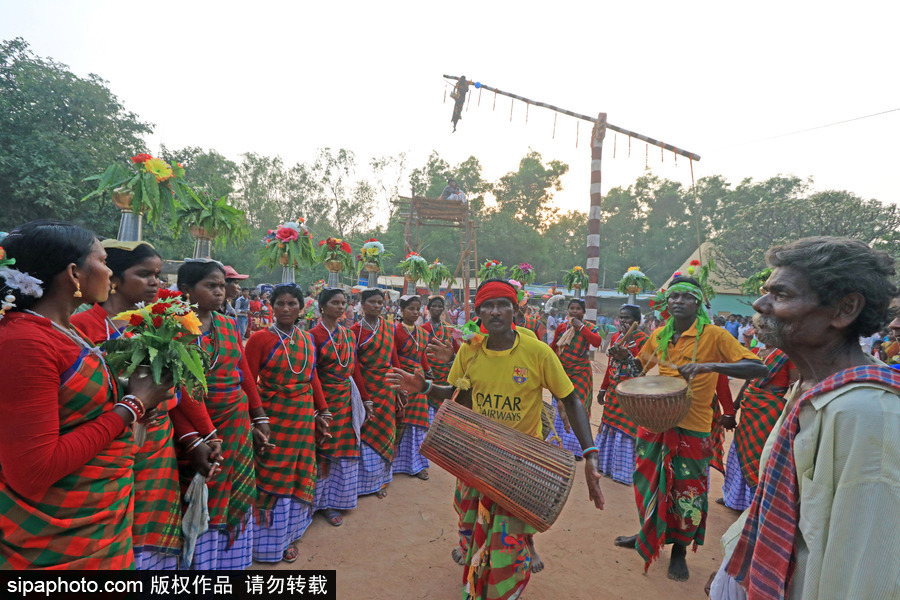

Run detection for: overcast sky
[[2, 0, 898, 216]]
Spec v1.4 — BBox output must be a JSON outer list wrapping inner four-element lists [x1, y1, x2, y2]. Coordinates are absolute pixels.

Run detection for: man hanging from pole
[[450, 76, 469, 132]]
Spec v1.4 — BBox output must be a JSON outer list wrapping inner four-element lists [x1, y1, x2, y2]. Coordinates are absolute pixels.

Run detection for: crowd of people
[[1, 220, 899, 600]]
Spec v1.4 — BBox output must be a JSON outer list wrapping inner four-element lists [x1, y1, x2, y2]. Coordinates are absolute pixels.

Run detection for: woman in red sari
[[549, 298, 605, 459], [594, 304, 647, 484], [350, 289, 402, 498], [71, 240, 183, 570], [177, 260, 270, 570], [245, 284, 329, 562], [422, 295, 458, 386], [309, 288, 367, 527], [0, 221, 172, 569], [392, 295, 434, 480]]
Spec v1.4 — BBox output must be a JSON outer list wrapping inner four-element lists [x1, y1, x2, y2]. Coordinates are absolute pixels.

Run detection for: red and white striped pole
[[585, 113, 607, 323]]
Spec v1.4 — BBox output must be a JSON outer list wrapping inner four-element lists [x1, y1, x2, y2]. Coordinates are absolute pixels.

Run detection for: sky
[[2, 0, 899, 218]]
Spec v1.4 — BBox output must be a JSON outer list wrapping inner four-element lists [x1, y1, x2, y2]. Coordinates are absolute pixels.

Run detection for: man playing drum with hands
[[388, 279, 604, 600], [613, 275, 765, 583]]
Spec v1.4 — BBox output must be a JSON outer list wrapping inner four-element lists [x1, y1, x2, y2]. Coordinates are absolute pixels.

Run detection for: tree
[[310, 148, 374, 239], [491, 149, 568, 230], [0, 38, 152, 233], [161, 146, 237, 198]]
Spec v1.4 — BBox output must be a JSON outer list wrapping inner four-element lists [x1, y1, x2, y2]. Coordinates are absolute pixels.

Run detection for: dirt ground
[[252, 358, 745, 600]]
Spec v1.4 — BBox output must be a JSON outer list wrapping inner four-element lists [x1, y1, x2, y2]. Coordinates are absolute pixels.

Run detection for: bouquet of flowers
[[259, 220, 316, 270], [82, 154, 194, 226], [510, 262, 536, 285], [478, 259, 507, 281], [428, 259, 453, 293], [317, 237, 355, 272], [563, 265, 588, 291], [616, 266, 654, 294], [397, 252, 432, 284], [357, 238, 389, 273], [102, 290, 209, 397]]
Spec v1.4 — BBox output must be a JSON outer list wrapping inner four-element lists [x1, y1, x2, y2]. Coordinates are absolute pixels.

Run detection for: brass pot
[[324, 259, 343, 273], [112, 188, 135, 210], [626, 285, 641, 294], [189, 226, 216, 240], [573, 283, 582, 290], [279, 253, 290, 266], [364, 261, 380, 273]]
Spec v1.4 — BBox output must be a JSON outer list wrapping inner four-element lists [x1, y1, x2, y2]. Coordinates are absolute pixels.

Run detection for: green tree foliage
[[491, 149, 568, 230], [161, 146, 237, 198], [0, 38, 151, 233]]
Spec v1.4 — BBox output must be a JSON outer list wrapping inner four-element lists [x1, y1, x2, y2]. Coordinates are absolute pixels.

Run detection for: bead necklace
[[272, 325, 308, 375], [360, 316, 380, 347], [326, 323, 350, 368]]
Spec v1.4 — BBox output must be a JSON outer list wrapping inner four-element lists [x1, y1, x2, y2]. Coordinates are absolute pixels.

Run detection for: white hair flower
[[0, 267, 44, 298]]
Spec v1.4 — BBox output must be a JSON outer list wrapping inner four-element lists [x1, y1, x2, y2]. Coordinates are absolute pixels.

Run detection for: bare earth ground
[[252, 357, 744, 600]]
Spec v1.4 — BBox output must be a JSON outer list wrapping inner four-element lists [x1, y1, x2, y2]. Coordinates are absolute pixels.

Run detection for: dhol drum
[[420, 400, 575, 532], [616, 375, 690, 433]]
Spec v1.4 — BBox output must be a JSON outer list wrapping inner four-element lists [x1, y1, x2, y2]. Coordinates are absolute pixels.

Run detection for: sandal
[[415, 469, 430, 481], [321, 508, 343, 526], [375, 486, 388, 499], [282, 544, 300, 563]]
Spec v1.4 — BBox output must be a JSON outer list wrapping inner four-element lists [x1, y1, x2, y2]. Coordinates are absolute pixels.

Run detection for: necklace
[[403, 323, 419, 352], [198, 317, 220, 371], [430, 319, 445, 342], [360, 316, 380, 347], [272, 325, 308, 375], [326, 323, 350, 368]]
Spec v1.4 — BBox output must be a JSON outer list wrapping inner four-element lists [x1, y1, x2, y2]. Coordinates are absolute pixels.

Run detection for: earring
[[74, 282, 82, 299], [110, 283, 117, 295]]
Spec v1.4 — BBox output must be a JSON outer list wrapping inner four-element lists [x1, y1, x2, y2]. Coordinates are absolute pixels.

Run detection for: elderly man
[[614, 276, 766, 582], [388, 279, 604, 600], [709, 237, 900, 600]]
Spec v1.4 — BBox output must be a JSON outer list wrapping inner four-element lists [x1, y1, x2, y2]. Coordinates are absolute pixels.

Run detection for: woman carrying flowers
[[350, 288, 402, 498], [245, 284, 330, 563], [176, 260, 270, 570], [548, 298, 605, 458], [392, 295, 434, 480], [308, 288, 368, 527], [0, 221, 173, 569], [71, 241, 185, 569]]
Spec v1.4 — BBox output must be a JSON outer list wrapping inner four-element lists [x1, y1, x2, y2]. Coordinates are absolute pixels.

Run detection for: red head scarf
[[474, 281, 518, 310]]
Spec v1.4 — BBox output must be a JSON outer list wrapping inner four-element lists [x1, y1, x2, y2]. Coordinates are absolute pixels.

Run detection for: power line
[[726, 107, 900, 148]]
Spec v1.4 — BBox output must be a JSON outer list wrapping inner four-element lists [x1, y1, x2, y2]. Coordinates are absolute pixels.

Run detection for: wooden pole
[[585, 114, 607, 323]]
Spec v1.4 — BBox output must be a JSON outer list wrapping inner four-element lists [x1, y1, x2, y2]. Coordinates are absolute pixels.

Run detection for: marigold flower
[[144, 158, 174, 183]]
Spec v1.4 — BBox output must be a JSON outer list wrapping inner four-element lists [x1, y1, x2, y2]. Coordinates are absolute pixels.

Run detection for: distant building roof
[[662, 241, 744, 295]]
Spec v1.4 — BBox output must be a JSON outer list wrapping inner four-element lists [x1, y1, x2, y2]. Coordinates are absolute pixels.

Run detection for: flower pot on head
[[365, 261, 380, 273], [113, 188, 143, 242], [324, 260, 343, 273], [573, 283, 582, 290], [626, 285, 641, 294], [279, 253, 290, 266]]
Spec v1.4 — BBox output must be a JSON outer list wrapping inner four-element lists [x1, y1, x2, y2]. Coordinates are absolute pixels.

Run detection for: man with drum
[[709, 237, 900, 600], [613, 275, 765, 582], [388, 279, 604, 600]]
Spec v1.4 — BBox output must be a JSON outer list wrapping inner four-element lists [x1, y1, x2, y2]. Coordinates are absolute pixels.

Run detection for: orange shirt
[[639, 320, 759, 433]]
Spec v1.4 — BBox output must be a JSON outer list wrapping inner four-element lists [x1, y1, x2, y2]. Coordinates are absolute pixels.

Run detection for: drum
[[420, 401, 575, 532], [616, 375, 690, 433]]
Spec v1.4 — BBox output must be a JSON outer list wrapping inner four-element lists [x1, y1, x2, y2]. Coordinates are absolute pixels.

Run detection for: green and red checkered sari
[[313, 323, 359, 461], [600, 331, 648, 438], [253, 328, 318, 520], [556, 324, 601, 416], [352, 319, 397, 463], [522, 313, 546, 344], [132, 412, 182, 558], [194, 314, 256, 544], [394, 323, 430, 430], [734, 349, 791, 486], [0, 344, 135, 569], [422, 319, 455, 384]]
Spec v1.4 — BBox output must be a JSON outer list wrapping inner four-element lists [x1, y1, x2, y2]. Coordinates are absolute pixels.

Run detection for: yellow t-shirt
[[516, 325, 537, 339], [448, 332, 574, 439], [638, 321, 759, 433]]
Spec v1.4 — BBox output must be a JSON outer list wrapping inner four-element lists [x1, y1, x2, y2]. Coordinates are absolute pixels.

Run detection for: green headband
[[666, 281, 703, 304], [655, 280, 710, 361]]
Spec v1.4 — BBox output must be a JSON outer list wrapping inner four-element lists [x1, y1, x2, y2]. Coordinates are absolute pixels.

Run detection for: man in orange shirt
[[614, 276, 765, 582]]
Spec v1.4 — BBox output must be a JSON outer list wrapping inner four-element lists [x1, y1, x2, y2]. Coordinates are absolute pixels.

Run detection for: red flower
[[318, 240, 326, 246], [129, 313, 144, 327], [131, 153, 153, 164], [340, 241, 352, 253], [156, 289, 180, 300], [366, 238, 378, 243], [690, 259, 701, 266], [673, 272, 683, 278], [151, 302, 170, 315], [152, 315, 163, 328]]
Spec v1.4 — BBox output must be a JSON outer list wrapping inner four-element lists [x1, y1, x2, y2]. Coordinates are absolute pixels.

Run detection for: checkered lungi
[[357, 441, 393, 496], [252, 497, 313, 563], [190, 516, 254, 570], [721, 440, 755, 511], [547, 398, 582, 457], [134, 548, 178, 571], [595, 423, 636, 485], [392, 425, 429, 475], [313, 458, 360, 511]]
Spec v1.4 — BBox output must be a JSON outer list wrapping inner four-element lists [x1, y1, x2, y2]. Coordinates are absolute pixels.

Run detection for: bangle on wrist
[[423, 380, 433, 395], [179, 431, 199, 442], [581, 446, 600, 458], [116, 403, 138, 423]]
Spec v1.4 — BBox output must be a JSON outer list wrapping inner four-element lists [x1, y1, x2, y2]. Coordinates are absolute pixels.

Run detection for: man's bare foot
[[668, 544, 689, 581], [528, 537, 544, 573], [614, 534, 637, 549], [451, 547, 466, 566]]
